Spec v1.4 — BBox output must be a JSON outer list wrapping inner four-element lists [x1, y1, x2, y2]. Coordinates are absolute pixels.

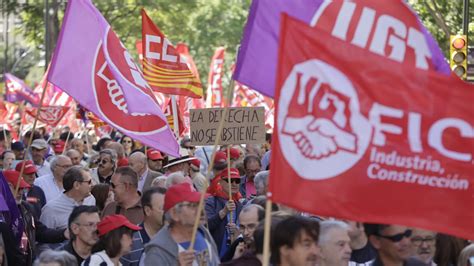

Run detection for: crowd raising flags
[[0, 0, 472, 265]]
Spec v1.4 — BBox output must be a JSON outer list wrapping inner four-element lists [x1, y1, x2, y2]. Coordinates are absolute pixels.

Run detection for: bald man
[[128, 152, 162, 192]]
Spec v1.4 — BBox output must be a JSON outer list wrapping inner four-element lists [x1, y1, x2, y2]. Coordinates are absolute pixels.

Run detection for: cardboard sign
[[190, 107, 265, 145]]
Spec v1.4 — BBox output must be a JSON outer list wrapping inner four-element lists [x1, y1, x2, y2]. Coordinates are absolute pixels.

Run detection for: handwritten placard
[[190, 107, 265, 145]]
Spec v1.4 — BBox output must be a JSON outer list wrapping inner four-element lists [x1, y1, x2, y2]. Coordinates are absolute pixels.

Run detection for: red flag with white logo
[[0, 101, 18, 128], [206, 47, 226, 107], [270, 15, 474, 239], [25, 106, 70, 127]]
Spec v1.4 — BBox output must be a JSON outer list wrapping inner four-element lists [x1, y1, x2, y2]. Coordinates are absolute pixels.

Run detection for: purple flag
[[234, 0, 450, 98], [47, 0, 179, 156], [4, 73, 40, 105], [0, 171, 24, 245]]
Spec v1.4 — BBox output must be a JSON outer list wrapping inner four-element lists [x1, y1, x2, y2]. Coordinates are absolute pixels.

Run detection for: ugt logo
[[278, 60, 372, 180]]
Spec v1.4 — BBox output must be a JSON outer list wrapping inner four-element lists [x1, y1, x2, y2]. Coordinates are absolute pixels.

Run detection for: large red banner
[[270, 15, 474, 239], [25, 106, 70, 127]]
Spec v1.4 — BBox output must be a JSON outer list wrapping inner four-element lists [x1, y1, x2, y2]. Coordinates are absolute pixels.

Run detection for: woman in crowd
[[82, 214, 140, 266], [120, 135, 135, 157]]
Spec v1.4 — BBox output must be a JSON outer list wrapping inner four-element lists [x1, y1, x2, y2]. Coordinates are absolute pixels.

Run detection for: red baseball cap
[[147, 149, 163, 160], [214, 151, 227, 164], [229, 148, 240, 160], [3, 170, 31, 189], [97, 214, 141, 237], [117, 157, 129, 167], [164, 183, 204, 212], [190, 158, 200, 168], [15, 160, 37, 175], [220, 168, 241, 179]]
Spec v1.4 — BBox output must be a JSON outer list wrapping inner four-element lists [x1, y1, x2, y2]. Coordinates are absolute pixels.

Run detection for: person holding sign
[[205, 168, 243, 258]]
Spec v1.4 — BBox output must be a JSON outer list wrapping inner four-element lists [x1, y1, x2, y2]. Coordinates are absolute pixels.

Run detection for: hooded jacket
[[140, 224, 220, 266]]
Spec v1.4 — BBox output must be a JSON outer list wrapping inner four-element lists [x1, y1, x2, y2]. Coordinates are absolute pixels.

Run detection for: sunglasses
[[79, 179, 92, 185], [377, 229, 412, 242], [223, 178, 241, 184]]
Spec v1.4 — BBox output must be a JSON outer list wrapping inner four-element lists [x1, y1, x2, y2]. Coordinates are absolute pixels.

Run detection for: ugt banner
[[47, 0, 179, 156], [234, 0, 449, 98], [270, 15, 473, 239]]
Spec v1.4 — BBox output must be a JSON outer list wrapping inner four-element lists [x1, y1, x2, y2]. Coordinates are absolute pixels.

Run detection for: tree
[[408, 0, 474, 56]]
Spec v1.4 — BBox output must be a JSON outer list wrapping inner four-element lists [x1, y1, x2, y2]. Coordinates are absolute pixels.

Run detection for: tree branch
[[424, 0, 451, 38]]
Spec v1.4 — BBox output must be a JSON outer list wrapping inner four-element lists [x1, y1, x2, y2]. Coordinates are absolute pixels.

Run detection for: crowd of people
[[0, 128, 472, 266]]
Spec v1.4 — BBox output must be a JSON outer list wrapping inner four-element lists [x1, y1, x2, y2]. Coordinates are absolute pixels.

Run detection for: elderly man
[[253, 170, 268, 197], [129, 152, 162, 192], [65, 149, 85, 166], [271, 216, 320, 266], [59, 205, 100, 264], [366, 224, 425, 266], [40, 166, 95, 230], [221, 204, 265, 262], [70, 138, 89, 162], [141, 183, 220, 265], [409, 229, 437, 265], [240, 155, 262, 200], [147, 149, 164, 173], [35, 155, 73, 202], [102, 166, 143, 224], [318, 221, 352, 266], [30, 138, 52, 176], [121, 187, 166, 265], [91, 149, 117, 184]]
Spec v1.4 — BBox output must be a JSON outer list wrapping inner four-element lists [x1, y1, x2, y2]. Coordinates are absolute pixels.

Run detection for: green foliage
[[408, 0, 473, 56]]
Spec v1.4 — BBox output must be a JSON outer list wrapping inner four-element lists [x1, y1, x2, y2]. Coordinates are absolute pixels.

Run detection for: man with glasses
[[366, 224, 426, 266], [102, 166, 144, 224], [91, 149, 117, 184], [40, 166, 96, 230], [35, 155, 73, 203], [409, 229, 437, 265], [206, 168, 243, 257], [141, 183, 220, 265], [59, 205, 100, 264], [240, 155, 262, 200]]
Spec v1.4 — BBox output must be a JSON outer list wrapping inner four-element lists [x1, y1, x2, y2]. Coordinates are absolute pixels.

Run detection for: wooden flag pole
[[2, 126, 9, 150], [262, 194, 273, 266], [226, 146, 233, 223], [15, 81, 49, 197], [62, 130, 71, 154], [171, 95, 180, 138]]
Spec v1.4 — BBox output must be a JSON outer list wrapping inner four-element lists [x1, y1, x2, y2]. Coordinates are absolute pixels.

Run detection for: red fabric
[[206, 47, 226, 107], [164, 182, 203, 211], [97, 214, 141, 236], [270, 14, 474, 239]]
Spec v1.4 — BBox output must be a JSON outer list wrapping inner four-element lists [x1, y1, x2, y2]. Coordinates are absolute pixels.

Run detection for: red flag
[[0, 101, 18, 128], [25, 106, 70, 127], [162, 98, 185, 136], [141, 9, 203, 98], [271, 15, 474, 239], [176, 43, 202, 83], [4, 73, 40, 105], [233, 82, 274, 131], [206, 47, 226, 107]]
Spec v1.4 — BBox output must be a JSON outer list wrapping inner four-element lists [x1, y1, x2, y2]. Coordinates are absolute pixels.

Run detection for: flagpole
[[62, 130, 71, 154], [171, 95, 179, 138], [2, 126, 9, 150], [15, 80, 49, 197], [262, 194, 273, 266], [226, 146, 233, 224]]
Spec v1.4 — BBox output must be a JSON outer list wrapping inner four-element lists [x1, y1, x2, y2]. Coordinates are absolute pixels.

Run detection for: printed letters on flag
[[25, 106, 70, 127], [234, 0, 449, 97], [4, 73, 40, 105], [270, 15, 474, 239], [47, 0, 179, 156], [206, 47, 226, 107], [233, 82, 274, 131], [0, 101, 18, 127], [141, 9, 203, 98]]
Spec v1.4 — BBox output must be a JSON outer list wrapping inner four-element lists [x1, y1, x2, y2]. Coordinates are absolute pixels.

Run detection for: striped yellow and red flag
[[141, 9, 203, 98]]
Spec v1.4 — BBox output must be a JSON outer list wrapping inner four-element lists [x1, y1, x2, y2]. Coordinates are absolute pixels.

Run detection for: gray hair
[[165, 171, 186, 188], [50, 155, 70, 171], [33, 249, 78, 266], [318, 220, 349, 246], [99, 148, 118, 163], [254, 171, 269, 190]]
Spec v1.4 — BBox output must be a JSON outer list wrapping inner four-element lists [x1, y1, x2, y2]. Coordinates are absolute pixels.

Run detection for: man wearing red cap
[[3, 170, 68, 265], [15, 160, 46, 217], [205, 168, 243, 258], [147, 149, 164, 173], [141, 183, 220, 265]]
